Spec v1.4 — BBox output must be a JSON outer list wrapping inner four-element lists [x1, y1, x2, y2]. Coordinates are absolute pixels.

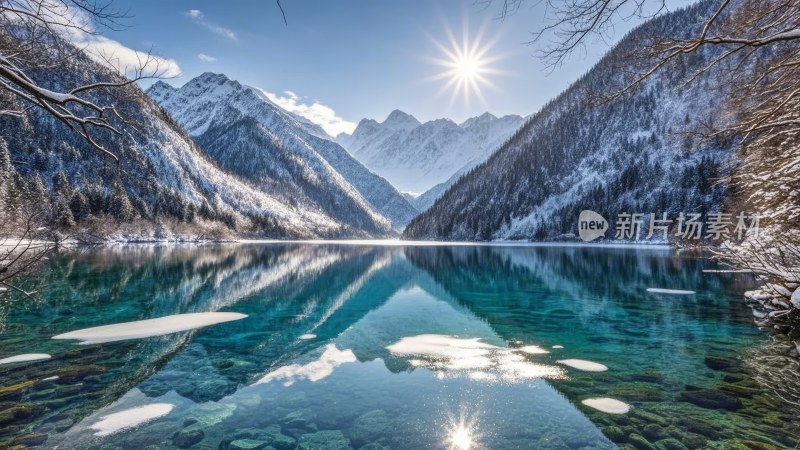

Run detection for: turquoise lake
[[1, 243, 799, 449]]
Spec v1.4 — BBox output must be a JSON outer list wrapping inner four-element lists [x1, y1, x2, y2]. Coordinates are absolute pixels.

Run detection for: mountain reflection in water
[[0, 243, 798, 449]]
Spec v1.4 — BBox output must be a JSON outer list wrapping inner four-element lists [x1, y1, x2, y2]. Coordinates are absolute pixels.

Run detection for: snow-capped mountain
[[404, 0, 733, 241], [147, 73, 418, 230], [0, 46, 373, 239], [336, 110, 524, 195]]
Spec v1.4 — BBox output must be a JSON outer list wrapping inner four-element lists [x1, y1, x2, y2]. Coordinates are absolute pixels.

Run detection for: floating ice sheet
[[387, 334, 565, 381], [581, 398, 631, 414], [0, 353, 51, 365], [646, 288, 696, 295], [52, 312, 247, 344], [557, 359, 608, 372], [517, 345, 550, 354], [256, 344, 356, 386], [90, 403, 174, 436]]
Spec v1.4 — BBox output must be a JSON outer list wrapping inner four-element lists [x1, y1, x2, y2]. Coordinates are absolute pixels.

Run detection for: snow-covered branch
[[0, 0, 170, 160]]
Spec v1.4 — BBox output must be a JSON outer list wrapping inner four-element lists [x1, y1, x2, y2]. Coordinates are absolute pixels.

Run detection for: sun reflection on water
[[449, 423, 474, 450]]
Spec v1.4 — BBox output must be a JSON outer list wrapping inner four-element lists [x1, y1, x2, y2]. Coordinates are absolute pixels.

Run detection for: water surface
[[0, 244, 798, 449]]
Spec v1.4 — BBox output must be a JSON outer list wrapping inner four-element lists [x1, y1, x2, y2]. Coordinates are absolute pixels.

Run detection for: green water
[[0, 244, 798, 449]]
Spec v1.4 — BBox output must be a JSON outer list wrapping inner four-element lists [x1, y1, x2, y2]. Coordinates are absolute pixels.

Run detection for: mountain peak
[[382, 110, 421, 129], [460, 112, 498, 128], [145, 81, 177, 102], [195, 72, 230, 84]]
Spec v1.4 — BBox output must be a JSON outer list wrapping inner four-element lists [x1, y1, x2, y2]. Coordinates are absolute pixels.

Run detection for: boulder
[[350, 410, 389, 446], [298, 430, 353, 450], [677, 389, 743, 411]]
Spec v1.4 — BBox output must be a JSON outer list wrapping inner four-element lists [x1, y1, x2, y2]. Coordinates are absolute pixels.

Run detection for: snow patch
[[52, 312, 247, 344], [581, 398, 631, 414], [557, 359, 609, 372], [0, 353, 51, 365], [646, 288, 696, 295], [387, 334, 565, 381], [516, 345, 550, 355], [90, 403, 175, 437]]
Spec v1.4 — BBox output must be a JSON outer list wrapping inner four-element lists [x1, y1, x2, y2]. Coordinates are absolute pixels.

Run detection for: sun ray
[[426, 21, 507, 107]]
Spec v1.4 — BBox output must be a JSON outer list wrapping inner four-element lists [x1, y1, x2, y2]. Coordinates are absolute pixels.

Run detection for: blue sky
[[99, 0, 687, 135]]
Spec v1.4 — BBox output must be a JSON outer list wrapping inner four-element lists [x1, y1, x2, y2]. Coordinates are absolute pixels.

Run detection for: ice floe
[[581, 398, 631, 414], [516, 345, 550, 354], [387, 334, 565, 381], [552, 345, 564, 349], [52, 312, 247, 344], [646, 288, 696, 295], [557, 359, 608, 372], [42, 376, 59, 381], [256, 344, 356, 386], [702, 269, 751, 273], [0, 353, 51, 365], [90, 403, 174, 436], [298, 334, 317, 340]]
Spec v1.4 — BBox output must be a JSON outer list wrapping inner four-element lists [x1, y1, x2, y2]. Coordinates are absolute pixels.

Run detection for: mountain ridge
[[147, 73, 419, 231], [336, 109, 524, 196], [403, 0, 732, 241]]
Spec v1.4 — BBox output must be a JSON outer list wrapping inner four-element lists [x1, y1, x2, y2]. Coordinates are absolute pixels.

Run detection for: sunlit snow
[[89, 403, 175, 436], [557, 359, 609, 372], [52, 312, 247, 344], [0, 353, 51, 365], [581, 398, 631, 414]]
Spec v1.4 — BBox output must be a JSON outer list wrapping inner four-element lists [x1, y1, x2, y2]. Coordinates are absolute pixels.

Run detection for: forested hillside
[[403, 1, 732, 241]]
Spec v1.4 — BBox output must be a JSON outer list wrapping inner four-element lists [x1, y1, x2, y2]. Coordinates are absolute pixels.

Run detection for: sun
[[428, 23, 504, 107]]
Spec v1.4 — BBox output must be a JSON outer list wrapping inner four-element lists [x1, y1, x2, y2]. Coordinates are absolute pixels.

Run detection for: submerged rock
[[53, 364, 107, 383], [0, 403, 45, 425], [229, 439, 271, 450], [628, 433, 658, 450], [655, 438, 689, 450], [0, 380, 35, 401], [173, 424, 205, 448], [609, 383, 666, 402], [11, 432, 48, 446], [281, 410, 318, 437], [298, 430, 353, 450], [703, 355, 738, 371], [676, 389, 742, 411], [350, 410, 389, 446]]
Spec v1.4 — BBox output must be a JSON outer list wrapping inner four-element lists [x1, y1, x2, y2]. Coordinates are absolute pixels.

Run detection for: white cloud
[[260, 89, 357, 137], [197, 53, 217, 63], [185, 9, 238, 41], [56, 8, 182, 78], [71, 33, 182, 78]]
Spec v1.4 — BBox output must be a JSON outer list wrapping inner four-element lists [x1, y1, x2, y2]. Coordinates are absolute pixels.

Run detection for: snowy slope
[[337, 110, 524, 194], [404, 0, 734, 241], [147, 74, 418, 230], [0, 48, 362, 239]]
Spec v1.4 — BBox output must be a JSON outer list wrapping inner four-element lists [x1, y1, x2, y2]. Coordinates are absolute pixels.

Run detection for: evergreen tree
[[0, 137, 10, 184], [69, 191, 90, 221], [108, 187, 135, 222], [52, 171, 71, 195], [52, 197, 75, 228]]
